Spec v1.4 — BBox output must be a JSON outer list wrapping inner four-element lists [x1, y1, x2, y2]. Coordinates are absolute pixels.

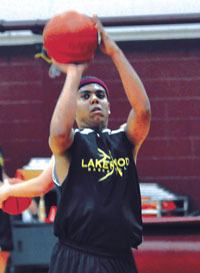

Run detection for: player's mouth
[[90, 106, 102, 113]]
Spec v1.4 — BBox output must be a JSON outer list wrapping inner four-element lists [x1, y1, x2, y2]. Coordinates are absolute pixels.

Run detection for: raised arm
[[49, 64, 81, 154], [48, 62, 88, 183], [94, 17, 151, 160]]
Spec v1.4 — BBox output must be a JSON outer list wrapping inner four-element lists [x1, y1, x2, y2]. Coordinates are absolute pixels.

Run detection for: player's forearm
[[2, 164, 54, 199], [111, 47, 151, 114], [6, 178, 53, 198], [49, 71, 81, 153], [50, 73, 79, 136]]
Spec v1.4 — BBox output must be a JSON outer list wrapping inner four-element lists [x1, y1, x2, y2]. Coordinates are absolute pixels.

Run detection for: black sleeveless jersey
[[54, 128, 142, 253]]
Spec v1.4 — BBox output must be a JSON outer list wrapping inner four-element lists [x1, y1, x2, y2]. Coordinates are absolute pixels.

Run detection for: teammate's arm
[[0, 163, 54, 208]]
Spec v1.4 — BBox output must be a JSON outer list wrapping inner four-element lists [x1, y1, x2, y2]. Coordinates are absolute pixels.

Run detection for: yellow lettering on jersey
[[88, 159, 95, 168], [81, 159, 88, 168]]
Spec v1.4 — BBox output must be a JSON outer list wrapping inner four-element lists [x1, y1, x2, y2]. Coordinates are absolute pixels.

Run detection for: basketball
[[43, 10, 98, 63], [2, 196, 32, 215]]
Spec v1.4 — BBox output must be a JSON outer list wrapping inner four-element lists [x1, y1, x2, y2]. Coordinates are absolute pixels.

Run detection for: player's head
[[76, 76, 110, 130]]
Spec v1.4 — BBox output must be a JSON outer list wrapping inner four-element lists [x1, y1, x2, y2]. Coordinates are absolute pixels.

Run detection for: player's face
[[76, 83, 110, 129]]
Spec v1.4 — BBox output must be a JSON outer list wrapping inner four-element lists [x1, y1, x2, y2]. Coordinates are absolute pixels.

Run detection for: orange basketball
[[43, 10, 98, 63], [2, 197, 32, 215]]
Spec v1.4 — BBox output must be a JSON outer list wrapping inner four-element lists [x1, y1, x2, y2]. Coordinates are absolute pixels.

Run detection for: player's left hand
[[92, 15, 119, 58]]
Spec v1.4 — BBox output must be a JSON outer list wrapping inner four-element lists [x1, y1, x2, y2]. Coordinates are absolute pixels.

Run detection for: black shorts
[[0, 211, 13, 251], [48, 241, 138, 273]]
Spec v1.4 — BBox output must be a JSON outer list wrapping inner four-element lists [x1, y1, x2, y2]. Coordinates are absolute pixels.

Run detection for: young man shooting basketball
[[48, 17, 151, 273], [0, 15, 151, 273]]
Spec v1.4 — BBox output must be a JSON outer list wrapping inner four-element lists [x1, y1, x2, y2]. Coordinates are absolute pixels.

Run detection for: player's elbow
[[138, 101, 151, 126], [49, 132, 73, 155], [143, 105, 151, 123], [143, 99, 151, 116], [49, 135, 67, 154]]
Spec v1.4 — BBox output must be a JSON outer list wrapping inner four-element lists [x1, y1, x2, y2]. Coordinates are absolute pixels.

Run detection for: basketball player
[[0, 15, 151, 273], [47, 16, 151, 273]]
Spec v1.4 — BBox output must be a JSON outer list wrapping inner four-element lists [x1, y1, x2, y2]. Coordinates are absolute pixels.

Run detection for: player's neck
[[79, 124, 107, 132]]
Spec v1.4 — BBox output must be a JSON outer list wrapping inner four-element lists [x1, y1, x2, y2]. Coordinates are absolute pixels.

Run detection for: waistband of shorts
[[59, 239, 132, 258]]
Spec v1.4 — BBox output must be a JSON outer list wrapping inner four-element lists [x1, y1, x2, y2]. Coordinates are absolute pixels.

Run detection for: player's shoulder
[[104, 127, 125, 135], [74, 128, 93, 135], [74, 127, 126, 136], [102, 124, 127, 136]]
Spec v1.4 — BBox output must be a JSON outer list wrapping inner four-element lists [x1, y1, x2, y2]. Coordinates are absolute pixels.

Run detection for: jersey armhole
[[52, 156, 61, 187]]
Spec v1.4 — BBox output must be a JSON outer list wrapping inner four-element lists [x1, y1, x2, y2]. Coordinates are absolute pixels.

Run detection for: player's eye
[[81, 92, 90, 100], [96, 90, 106, 99]]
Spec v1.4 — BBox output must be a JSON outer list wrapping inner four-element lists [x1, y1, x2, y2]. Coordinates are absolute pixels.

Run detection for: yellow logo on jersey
[[81, 148, 129, 182]]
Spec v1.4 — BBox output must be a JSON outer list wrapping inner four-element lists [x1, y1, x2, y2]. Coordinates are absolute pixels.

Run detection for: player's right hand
[[51, 59, 89, 76]]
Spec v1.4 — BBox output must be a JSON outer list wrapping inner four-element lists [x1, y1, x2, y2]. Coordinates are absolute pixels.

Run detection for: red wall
[[0, 39, 199, 211], [127, 40, 200, 211]]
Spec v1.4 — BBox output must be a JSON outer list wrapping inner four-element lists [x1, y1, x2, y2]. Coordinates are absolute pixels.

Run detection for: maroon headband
[[79, 76, 109, 97]]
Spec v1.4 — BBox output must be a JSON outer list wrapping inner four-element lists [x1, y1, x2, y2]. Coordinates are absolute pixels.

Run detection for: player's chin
[[91, 119, 107, 129], [92, 114, 106, 124]]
